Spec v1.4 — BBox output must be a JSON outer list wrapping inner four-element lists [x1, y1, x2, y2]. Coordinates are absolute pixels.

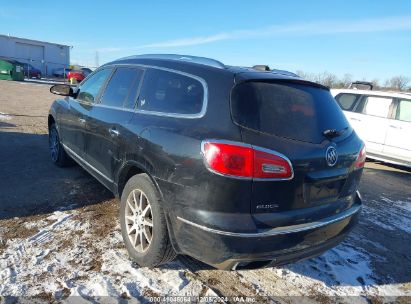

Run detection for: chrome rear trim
[[177, 204, 361, 238]]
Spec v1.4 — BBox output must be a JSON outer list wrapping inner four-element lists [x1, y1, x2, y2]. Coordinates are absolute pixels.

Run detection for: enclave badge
[[256, 204, 279, 210]]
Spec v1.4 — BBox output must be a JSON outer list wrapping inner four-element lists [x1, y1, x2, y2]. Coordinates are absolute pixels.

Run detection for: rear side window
[[100, 67, 143, 108], [231, 81, 350, 144], [138, 69, 204, 116], [335, 93, 360, 111], [396, 99, 411, 122], [361, 96, 392, 118]]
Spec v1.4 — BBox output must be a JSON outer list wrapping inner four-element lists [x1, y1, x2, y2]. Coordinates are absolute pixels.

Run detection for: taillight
[[253, 149, 293, 179], [201, 141, 293, 180], [202, 142, 253, 177], [354, 145, 366, 169]]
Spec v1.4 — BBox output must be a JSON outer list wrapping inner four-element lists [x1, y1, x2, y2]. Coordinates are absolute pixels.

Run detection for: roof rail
[[120, 54, 226, 69], [349, 81, 373, 90]]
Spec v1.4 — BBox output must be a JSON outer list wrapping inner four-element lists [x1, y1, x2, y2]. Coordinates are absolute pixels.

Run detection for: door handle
[[109, 127, 120, 137], [78, 118, 86, 124], [389, 125, 402, 129], [350, 118, 361, 122]]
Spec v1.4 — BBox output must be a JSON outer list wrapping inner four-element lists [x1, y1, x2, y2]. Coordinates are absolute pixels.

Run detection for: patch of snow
[[367, 217, 397, 231], [380, 197, 394, 204], [0, 210, 206, 301], [395, 200, 411, 213], [239, 240, 408, 299], [363, 198, 411, 234], [28, 212, 73, 244], [23, 220, 44, 230], [287, 244, 375, 293]]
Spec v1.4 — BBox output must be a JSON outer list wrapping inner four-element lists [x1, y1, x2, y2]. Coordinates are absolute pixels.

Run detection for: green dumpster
[[12, 62, 24, 81], [0, 59, 13, 80], [0, 59, 24, 81]]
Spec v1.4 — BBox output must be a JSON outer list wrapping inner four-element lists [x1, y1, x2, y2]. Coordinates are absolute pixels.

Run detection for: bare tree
[[294, 70, 409, 91], [341, 74, 353, 88], [383, 79, 391, 89], [334, 73, 352, 88], [296, 71, 343, 88], [295, 70, 307, 79], [370, 79, 380, 90], [295, 70, 316, 82], [315, 71, 337, 88], [388, 76, 410, 91]]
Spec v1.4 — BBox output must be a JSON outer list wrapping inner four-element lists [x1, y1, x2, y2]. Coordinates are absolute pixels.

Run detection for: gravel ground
[[0, 79, 410, 303]]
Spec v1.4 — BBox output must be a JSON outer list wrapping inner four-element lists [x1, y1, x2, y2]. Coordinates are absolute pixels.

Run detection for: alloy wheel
[[49, 128, 59, 162], [125, 189, 153, 253]]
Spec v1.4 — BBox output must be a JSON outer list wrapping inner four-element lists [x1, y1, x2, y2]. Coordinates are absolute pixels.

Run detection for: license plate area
[[307, 179, 345, 203]]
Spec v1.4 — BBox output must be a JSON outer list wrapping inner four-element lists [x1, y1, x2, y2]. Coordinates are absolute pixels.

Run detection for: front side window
[[361, 96, 392, 118], [138, 69, 204, 115], [396, 99, 411, 122], [77, 68, 112, 103], [335, 93, 360, 111], [100, 67, 143, 108]]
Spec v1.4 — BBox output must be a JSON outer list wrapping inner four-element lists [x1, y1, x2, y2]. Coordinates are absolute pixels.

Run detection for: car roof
[[105, 54, 326, 89], [331, 88, 411, 99]]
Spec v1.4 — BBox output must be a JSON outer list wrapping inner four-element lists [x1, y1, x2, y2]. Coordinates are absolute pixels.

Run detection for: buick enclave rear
[[48, 55, 364, 270]]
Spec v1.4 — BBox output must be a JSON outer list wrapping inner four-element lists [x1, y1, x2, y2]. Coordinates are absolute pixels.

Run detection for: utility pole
[[95, 51, 99, 68]]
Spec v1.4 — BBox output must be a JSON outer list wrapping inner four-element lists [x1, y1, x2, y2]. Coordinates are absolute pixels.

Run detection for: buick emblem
[[325, 146, 338, 167]]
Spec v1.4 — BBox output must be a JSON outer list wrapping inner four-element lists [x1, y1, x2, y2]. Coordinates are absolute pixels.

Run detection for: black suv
[[48, 54, 364, 270]]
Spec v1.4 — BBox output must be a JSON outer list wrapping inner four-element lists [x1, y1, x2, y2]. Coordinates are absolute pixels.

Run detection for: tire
[[48, 123, 72, 167], [120, 174, 176, 267]]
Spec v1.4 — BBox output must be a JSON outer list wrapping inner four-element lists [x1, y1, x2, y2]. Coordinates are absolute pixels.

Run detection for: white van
[[331, 88, 411, 168]]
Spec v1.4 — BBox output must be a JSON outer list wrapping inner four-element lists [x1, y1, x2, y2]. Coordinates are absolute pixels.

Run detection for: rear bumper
[[170, 193, 362, 270]]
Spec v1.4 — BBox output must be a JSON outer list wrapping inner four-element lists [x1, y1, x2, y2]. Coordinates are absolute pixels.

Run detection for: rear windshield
[[231, 81, 350, 143]]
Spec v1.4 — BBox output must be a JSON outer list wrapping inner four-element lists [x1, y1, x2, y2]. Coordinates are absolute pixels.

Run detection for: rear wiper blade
[[323, 127, 347, 138]]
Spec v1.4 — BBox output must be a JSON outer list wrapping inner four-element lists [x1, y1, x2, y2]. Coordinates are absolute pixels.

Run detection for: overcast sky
[[1, 0, 411, 80]]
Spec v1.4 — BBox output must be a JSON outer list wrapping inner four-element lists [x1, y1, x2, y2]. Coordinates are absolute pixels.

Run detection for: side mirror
[[50, 84, 73, 96]]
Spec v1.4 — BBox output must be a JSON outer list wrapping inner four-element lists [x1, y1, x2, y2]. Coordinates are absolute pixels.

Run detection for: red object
[[354, 146, 366, 169], [202, 141, 293, 179], [67, 70, 86, 82], [28, 70, 41, 78]]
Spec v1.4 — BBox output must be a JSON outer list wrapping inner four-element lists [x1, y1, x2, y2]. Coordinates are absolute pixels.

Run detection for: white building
[[0, 34, 70, 76]]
